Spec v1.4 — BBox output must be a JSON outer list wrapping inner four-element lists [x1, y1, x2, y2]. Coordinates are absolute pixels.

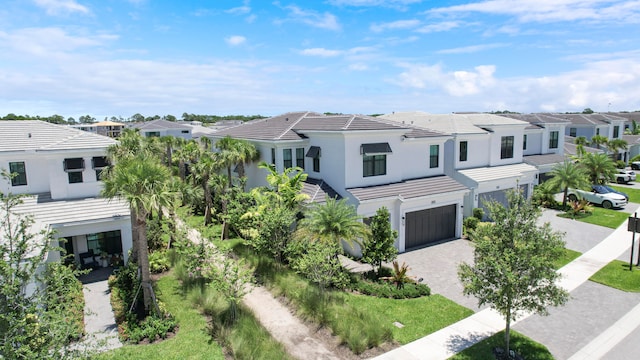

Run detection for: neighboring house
[[497, 113, 569, 182], [380, 112, 538, 219], [0, 120, 133, 267], [70, 120, 125, 138], [129, 119, 192, 139], [178, 121, 218, 141], [558, 113, 627, 141], [623, 135, 640, 161], [210, 111, 469, 252]]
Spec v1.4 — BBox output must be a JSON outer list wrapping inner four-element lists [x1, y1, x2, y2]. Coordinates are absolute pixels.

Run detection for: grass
[[451, 330, 554, 360], [590, 259, 640, 292], [98, 273, 226, 360], [342, 293, 473, 345], [557, 206, 630, 228], [553, 248, 582, 269]]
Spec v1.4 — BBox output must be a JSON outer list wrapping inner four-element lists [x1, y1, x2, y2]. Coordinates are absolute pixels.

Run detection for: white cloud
[[370, 19, 420, 33], [430, 0, 640, 24], [300, 48, 342, 57], [0, 27, 116, 58], [276, 4, 341, 31], [33, 0, 89, 15], [437, 43, 509, 54], [225, 35, 247, 46], [415, 21, 460, 33], [395, 63, 496, 96]]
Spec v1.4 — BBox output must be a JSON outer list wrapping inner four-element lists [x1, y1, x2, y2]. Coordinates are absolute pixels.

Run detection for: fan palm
[[580, 152, 617, 184], [546, 161, 589, 208]]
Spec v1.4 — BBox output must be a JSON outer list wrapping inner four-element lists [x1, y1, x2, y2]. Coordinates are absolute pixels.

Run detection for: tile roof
[[130, 119, 192, 131], [523, 153, 568, 167], [564, 136, 603, 156], [497, 113, 571, 125], [457, 163, 538, 183], [347, 175, 467, 202], [0, 120, 117, 153], [543, 113, 627, 125], [381, 112, 529, 135], [14, 194, 130, 226], [301, 178, 341, 203], [213, 111, 446, 141]]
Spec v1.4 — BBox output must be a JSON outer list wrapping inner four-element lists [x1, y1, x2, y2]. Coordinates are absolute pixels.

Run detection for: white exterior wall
[[140, 128, 192, 139], [454, 134, 491, 170], [540, 125, 566, 155], [487, 126, 525, 166], [523, 131, 543, 156]]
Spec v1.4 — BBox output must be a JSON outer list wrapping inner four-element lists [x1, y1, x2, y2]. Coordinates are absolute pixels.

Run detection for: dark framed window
[[459, 141, 467, 162], [271, 148, 276, 165], [596, 128, 600, 135], [363, 155, 386, 177], [68, 172, 83, 183], [549, 131, 559, 149], [613, 126, 620, 138], [283, 149, 292, 168], [9, 162, 27, 186], [501, 136, 514, 159], [92, 156, 109, 181], [87, 230, 123, 255], [313, 157, 320, 172], [429, 145, 439, 168], [569, 128, 576, 137], [146, 131, 160, 137], [296, 148, 305, 169], [523, 134, 527, 150], [181, 130, 189, 134], [306, 146, 321, 172]]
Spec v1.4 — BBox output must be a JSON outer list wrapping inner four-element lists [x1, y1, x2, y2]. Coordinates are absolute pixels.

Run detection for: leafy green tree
[[458, 191, 569, 356], [288, 239, 349, 293], [574, 136, 588, 158], [295, 196, 369, 255], [361, 207, 398, 276], [546, 161, 590, 208], [207, 254, 253, 324], [102, 155, 178, 314], [259, 162, 308, 210], [580, 152, 617, 184], [582, 108, 594, 114], [606, 138, 628, 161]]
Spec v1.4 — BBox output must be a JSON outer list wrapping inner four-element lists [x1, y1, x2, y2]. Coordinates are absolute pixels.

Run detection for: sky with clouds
[[2, 0, 640, 119]]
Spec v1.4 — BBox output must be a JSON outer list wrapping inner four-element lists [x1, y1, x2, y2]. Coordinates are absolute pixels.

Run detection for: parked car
[[567, 185, 628, 209], [613, 171, 631, 184], [618, 169, 637, 182], [631, 162, 640, 170]]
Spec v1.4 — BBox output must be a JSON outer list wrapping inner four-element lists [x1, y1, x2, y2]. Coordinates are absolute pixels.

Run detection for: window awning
[[64, 158, 85, 171], [306, 146, 321, 158], [361, 143, 392, 155], [92, 156, 109, 169]]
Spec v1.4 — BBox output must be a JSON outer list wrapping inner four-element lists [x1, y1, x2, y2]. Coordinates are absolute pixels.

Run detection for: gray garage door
[[478, 190, 508, 220], [405, 205, 456, 249]]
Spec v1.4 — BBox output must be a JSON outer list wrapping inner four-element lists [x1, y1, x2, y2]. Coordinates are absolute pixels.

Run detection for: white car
[[618, 169, 636, 182], [567, 185, 628, 209]]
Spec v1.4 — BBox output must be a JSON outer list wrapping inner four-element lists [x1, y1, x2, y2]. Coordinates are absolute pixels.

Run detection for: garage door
[[405, 205, 456, 249], [478, 190, 508, 220]]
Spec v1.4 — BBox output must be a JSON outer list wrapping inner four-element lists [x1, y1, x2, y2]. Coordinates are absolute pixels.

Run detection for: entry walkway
[[375, 206, 639, 360], [81, 268, 122, 352]]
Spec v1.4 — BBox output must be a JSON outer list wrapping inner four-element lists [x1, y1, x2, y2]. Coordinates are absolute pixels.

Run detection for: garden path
[[175, 217, 340, 360]]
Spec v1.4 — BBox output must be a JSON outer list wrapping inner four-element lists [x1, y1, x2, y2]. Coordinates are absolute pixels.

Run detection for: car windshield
[[593, 185, 614, 193]]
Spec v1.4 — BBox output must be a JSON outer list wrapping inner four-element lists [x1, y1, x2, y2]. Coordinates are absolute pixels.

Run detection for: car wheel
[[568, 194, 578, 202], [602, 200, 613, 209], [617, 178, 625, 184]]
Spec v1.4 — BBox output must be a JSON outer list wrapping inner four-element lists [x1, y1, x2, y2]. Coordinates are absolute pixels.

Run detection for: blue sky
[[2, 0, 640, 119]]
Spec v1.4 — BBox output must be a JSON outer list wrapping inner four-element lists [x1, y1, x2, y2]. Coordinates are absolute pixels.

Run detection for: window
[[501, 136, 514, 159], [459, 141, 468, 162], [306, 146, 321, 172], [146, 131, 160, 137], [363, 155, 386, 177], [283, 149, 292, 168], [296, 148, 305, 169], [64, 158, 85, 184], [429, 145, 439, 168], [86, 230, 123, 255], [271, 148, 276, 165], [570, 128, 577, 137], [549, 131, 559, 149], [92, 156, 109, 180], [596, 128, 600, 136], [9, 162, 27, 186], [613, 126, 620, 138], [181, 130, 189, 134], [523, 134, 527, 150]]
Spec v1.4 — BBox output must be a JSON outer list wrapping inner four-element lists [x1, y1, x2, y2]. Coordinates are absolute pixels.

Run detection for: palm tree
[[590, 135, 608, 150], [190, 151, 222, 225], [296, 196, 370, 254], [259, 161, 308, 210], [215, 136, 259, 188], [574, 136, 588, 158], [546, 161, 589, 208], [580, 152, 617, 184], [102, 155, 177, 314], [158, 135, 177, 167], [606, 138, 628, 161]]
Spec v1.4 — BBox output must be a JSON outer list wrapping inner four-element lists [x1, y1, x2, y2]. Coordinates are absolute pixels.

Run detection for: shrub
[[149, 250, 171, 274], [44, 263, 86, 342], [121, 312, 177, 344], [472, 207, 484, 220], [463, 217, 479, 237], [615, 160, 626, 169], [349, 276, 430, 299]]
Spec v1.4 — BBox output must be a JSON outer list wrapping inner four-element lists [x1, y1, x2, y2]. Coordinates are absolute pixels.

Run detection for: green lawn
[[451, 330, 554, 360], [554, 248, 582, 269], [590, 259, 640, 292], [341, 293, 474, 345], [610, 185, 640, 204], [557, 207, 630, 228], [98, 273, 226, 360]]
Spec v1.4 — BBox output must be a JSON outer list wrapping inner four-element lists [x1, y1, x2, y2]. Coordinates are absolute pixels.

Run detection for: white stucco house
[[0, 120, 133, 267], [210, 111, 470, 252], [129, 119, 193, 139], [380, 112, 539, 219]]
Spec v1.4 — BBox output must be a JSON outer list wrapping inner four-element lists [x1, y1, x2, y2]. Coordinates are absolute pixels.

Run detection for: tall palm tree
[[606, 138, 628, 161], [296, 196, 370, 254], [259, 161, 308, 210], [158, 135, 177, 167], [190, 151, 222, 225], [580, 152, 617, 184], [590, 135, 608, 150], [215, 136, 258, 188], [574, 136, 588, 158], [546, 161, 590, 208], [102, 155, 177, 314]]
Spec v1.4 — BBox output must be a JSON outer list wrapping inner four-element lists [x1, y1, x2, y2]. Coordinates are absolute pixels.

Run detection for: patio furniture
[[79, 250, 100, 270]]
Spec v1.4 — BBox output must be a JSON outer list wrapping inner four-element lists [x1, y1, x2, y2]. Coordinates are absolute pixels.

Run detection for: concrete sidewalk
[[375, 206, 639, 360]]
